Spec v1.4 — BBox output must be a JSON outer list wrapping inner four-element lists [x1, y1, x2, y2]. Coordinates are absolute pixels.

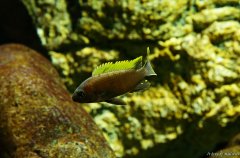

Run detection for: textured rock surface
[[0, 44, 115, 158], [19, 0, 240, 158]]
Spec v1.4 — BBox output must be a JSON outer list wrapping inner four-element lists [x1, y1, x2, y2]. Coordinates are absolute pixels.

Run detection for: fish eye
[[78, 90, 85, 98]]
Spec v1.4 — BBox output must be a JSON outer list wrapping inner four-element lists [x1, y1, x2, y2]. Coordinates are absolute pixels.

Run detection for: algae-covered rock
[[21, 0, 82, 49], [189, 7, 240, 30], [0, 44, 115, 158], [22, 0, 192, 48]]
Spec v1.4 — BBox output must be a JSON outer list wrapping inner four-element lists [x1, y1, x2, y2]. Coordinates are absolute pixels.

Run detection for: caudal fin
[[144, 60, 157, 76]]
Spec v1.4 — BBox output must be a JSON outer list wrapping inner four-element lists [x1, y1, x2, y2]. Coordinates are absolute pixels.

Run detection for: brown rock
[[0, 44, 115, 158]]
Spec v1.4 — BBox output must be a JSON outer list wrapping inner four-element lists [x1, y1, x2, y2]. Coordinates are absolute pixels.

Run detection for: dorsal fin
[[92, 56, 142, 76]]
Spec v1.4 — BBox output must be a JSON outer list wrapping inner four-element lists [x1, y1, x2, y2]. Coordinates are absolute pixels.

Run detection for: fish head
[[72, 81, 98, 103], [72, 87, 86, 103]]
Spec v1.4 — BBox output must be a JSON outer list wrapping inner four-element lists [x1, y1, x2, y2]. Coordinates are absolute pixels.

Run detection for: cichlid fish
[[72, 48, 157, 105]]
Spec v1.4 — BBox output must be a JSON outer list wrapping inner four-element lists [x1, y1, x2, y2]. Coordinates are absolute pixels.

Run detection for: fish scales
[[86, 69, 145, 98]]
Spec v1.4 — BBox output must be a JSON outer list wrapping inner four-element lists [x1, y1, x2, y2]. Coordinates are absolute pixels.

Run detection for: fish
[[72, 48, 157, 105]]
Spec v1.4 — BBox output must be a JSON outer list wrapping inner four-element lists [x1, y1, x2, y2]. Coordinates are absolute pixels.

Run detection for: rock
[[190, 7, 240, 31], [22, 0, 72, 50], [0, 44, 115, 158], [22, 0, 191, 49]]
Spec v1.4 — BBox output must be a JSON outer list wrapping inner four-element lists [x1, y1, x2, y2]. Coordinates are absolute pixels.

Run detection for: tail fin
[[143, 47, 157, 76], [144, 60, 157, 76]]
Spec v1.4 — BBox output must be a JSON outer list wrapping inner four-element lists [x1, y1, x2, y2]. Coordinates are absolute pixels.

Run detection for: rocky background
[[0, 0, 240, 158]]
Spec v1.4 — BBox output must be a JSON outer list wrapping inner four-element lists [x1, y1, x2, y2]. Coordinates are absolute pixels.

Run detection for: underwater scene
[[0, 0, 240, 158]]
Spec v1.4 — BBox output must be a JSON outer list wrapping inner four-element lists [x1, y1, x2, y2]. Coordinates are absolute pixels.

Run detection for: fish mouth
[[72, 93, 80, 102]]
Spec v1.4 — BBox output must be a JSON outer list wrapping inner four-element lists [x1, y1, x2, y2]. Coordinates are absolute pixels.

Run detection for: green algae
[[22, 0, 72, 49]]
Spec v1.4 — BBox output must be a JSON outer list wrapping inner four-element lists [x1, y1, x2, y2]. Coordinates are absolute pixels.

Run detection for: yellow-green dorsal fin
[[92, 56, 142, 76]]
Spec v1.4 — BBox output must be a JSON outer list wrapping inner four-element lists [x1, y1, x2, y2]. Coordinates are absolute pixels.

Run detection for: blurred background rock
[[0, 0, 240, 158]]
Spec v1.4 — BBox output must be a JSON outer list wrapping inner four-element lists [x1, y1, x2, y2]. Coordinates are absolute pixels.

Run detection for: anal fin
[[131, 80, 150, 92], [105, 98, 126, 105]]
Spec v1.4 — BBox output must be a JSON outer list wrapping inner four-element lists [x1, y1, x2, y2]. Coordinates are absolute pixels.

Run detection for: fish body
[[72, 49, 156, 105]]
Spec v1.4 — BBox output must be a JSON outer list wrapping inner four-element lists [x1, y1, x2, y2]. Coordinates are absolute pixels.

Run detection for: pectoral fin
[[105, 98, 126, 105], [131, 80, 150, 92]]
